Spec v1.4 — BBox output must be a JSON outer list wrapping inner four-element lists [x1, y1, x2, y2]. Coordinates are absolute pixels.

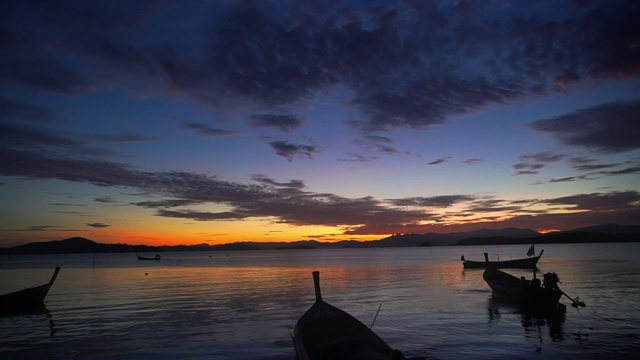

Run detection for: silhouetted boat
[[483, 267, 569, 315], [136, 254, 161, 260], [294, 271, 413, 360], [0, 267, 60, 316], [461, 247, 543, 269]]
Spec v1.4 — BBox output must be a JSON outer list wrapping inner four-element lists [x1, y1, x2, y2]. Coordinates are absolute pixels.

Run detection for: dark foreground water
[[1, 243, 639, 359]]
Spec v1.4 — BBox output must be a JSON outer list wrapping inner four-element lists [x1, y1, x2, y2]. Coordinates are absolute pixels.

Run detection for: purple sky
[[1, 0, 639, 246]]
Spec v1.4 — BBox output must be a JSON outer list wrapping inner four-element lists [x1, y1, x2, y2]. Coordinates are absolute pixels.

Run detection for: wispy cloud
[[86, 223, 110, 228], [91, 132, 163, 143], [0, 98, 59, 124], [428, 156, 452, 165], [512, 151, 565, 175], [464, 158, 483, 165], [181, 123, 234, 137], [249, 114, 304, 132], [262, 137, 318, 161], [1, 129, 638, 234]]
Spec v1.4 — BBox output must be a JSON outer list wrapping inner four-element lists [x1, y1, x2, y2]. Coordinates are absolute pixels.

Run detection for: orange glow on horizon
[[77, 228, 392, 247], [537, 228, 561, 234]]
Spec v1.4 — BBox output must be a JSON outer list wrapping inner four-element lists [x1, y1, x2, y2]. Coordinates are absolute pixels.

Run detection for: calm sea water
[[1, 243, 639, 359]]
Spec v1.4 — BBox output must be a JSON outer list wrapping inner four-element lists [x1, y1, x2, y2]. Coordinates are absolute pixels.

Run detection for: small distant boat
[[294, 271, 412, 360], [136, 254, 161, 260], [461, 245, 543, 269], [482, 267, 583, 315], [0, 267, 60, 316]]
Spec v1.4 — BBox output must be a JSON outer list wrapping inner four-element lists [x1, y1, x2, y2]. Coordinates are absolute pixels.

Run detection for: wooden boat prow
[[294, 271, 411, 360], [0, 267, 60, 316]]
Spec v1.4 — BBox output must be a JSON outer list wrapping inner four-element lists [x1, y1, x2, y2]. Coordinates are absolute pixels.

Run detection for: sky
[[1, 0, 639, 247]]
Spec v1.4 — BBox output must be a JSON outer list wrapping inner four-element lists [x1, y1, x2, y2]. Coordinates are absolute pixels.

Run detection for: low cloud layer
[[1, 122, 638, 235]]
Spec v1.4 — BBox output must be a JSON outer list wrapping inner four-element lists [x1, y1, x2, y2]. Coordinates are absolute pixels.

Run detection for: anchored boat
[[462, 245, 543, 269], [0, 267, 60, 316], [483, 267, 585, 316], [294, 271, 414, 360], [136, 254, 161, 260]]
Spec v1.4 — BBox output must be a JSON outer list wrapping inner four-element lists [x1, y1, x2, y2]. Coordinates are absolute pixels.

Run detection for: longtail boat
[[461, 246, 543, 269], [136, 254, 161, 260], [294, 271, 412, 360], [0, 267, 60, 316], [482, 267, 584, 315]]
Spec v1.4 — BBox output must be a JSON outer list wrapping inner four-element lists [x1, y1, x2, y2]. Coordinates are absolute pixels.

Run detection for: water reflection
[[487, 300, 566, 343], [0, 309, 56, 352], [520, 313, 564, 342]]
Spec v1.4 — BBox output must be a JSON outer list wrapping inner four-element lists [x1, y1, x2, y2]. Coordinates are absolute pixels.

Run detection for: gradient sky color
[[1, 0, 639, 247]]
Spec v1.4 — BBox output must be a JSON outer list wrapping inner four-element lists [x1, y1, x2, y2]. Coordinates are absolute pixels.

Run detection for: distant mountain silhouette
[[564, 223, 640, 234], [0, 224, 638, 255], [379, 228, 540, 246]]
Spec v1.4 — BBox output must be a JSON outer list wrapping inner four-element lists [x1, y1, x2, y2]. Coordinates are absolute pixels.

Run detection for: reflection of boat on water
[[136, 254, 161, 260], [521, 313, 565, 341], [483, 267, 577, 316], [487, 305, 566, 342], [294, 271, 416, 360], [461, 246, 543, 269], [0, 267, 60, 316]]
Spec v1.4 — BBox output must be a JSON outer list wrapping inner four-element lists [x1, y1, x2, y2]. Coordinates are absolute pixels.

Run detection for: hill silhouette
[[0, 224, 638, 255]]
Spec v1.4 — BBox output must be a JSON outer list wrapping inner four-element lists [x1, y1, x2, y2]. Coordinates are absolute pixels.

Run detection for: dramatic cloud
[[1, 1, 639, 241], [1, 124, 638, 235], [3, 1, 637, 134], [529, 99, 640, 153]]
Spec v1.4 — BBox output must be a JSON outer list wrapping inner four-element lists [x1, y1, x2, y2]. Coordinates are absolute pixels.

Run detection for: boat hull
[[294, 271, 406, 360], [483, 267, 565, 315], [463, 251, 543, 269], [294, 301, 396, 360], [463, 256, 540, 269], [0, 267, 60, 316]]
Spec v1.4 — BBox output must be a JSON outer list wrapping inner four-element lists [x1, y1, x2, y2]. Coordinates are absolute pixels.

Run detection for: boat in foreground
[[294, 271, 414, 360], [483, 267, 584, 316], [136, 254, 161, 260], [0, 267, 60, 316], [462, 248, 543, 269]]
